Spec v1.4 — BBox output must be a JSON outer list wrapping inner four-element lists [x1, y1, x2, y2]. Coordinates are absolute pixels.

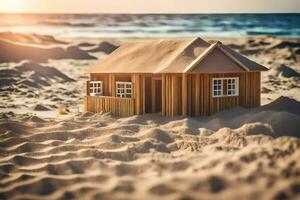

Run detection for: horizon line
[[0, 11, 299, 15]]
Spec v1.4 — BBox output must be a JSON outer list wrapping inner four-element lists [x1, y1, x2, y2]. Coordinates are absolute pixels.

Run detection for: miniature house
[[84, 37, 268, 117]]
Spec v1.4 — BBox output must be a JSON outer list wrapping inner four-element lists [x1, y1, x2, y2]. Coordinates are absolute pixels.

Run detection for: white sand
[[0, 33, 300, 200], [0, 108, 299, 199]]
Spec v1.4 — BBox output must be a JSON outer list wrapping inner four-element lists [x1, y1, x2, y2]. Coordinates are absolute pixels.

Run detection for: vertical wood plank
[[172, 74, 178, 116], [109, 74, 116, 97], [195, 74, 200, 116], [86, 81, 90, 96], [182, 73, 187, 116], [142, 75, 146, 114], [151, 78, 156, 113], [162, 75, 166, 116]]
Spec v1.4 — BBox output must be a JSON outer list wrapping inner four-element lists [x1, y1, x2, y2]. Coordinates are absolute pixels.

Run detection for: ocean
[[0, 13, 299, 38]]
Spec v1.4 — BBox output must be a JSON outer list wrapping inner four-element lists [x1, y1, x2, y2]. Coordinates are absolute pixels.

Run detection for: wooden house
[[84, 37, 268, 117]]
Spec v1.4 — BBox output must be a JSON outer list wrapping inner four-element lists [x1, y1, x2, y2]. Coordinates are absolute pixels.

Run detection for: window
[[89, 81, 103, 96], [227, 78, 239, 96], [212, 78, 223, 97], [212, 77, 239, 97], [116, 81, 132, 98]]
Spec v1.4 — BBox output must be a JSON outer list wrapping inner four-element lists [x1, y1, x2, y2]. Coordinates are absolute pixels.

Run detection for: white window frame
[[116, 81, 132, 98], [89, 81, 103, 96], [212, 77, 239, 97], [212, 78, 223, 97], [227, 77, 239, 97]]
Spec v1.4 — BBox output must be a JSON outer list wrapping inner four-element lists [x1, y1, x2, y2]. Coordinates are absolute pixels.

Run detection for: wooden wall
[[184, 73, 239, 116], [86, 72, 261, 117], [176, 72, 261, 117], [161, 74, 182, 116], [84, 96, 135, 117], [89, 73, 161, 115]]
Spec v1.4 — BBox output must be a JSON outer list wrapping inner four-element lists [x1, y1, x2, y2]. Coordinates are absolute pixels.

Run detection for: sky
[[0, 0, 300, 13]]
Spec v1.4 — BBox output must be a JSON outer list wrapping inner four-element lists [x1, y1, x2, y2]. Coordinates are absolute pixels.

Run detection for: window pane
[[213, 79, 223, 97], [116, 82, 132, 97], [226, 78, 237, 96], [90, 81, 103, 95]]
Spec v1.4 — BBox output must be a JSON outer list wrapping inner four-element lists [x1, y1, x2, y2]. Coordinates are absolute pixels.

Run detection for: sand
[[0, 33, 300, 200], [0, 38, 96, 63]]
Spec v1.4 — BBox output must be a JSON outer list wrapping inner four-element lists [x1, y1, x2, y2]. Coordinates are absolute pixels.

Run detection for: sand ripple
[[1, 101, 300, 199]]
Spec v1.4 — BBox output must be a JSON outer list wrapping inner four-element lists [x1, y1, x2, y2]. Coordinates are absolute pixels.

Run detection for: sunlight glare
[[3, 0, 28, 13]]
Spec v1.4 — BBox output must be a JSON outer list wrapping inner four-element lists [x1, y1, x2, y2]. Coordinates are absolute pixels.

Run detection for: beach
[[0, 30, 300, 200]]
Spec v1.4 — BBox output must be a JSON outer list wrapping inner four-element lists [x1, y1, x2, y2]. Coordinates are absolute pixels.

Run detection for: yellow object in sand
[[58, 108, 67, 115]]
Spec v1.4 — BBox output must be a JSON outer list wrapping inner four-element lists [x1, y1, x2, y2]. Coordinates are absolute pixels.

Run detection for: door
[[154, 80, 162, 112], [144, 77, 162, 114], [151, 79, 162, 113], [144, 77, 152, 113]]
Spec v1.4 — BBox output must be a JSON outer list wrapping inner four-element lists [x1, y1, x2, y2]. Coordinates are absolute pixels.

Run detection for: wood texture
[[86, 81, 90, 96], [84, 96, 134, 117], [86, 72, 261, 117]]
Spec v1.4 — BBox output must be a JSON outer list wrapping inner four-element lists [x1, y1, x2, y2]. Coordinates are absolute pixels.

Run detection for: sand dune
[[270, 40, 300, 50], [0, 96, 300, 200], [0, 61, 80, 112], [77, 42, 96, 47], [206, 96, 300, 137], [0, 39, 96, 63], [276, 64, 299, 78], [0, 62, 74, 88], [87, 41, 119, 54], [0, 32, 68, 45]]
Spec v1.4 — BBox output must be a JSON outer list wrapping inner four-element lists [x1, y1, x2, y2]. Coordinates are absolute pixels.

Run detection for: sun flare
[[2, 0, 28, 13], [0, 0, 299, 13]]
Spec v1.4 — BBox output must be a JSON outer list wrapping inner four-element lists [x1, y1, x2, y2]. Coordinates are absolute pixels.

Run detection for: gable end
[[187, 46, 247, 73]]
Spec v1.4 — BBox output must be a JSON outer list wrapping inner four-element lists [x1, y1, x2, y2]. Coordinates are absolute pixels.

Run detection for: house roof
[[89, 37, 268, 74]]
